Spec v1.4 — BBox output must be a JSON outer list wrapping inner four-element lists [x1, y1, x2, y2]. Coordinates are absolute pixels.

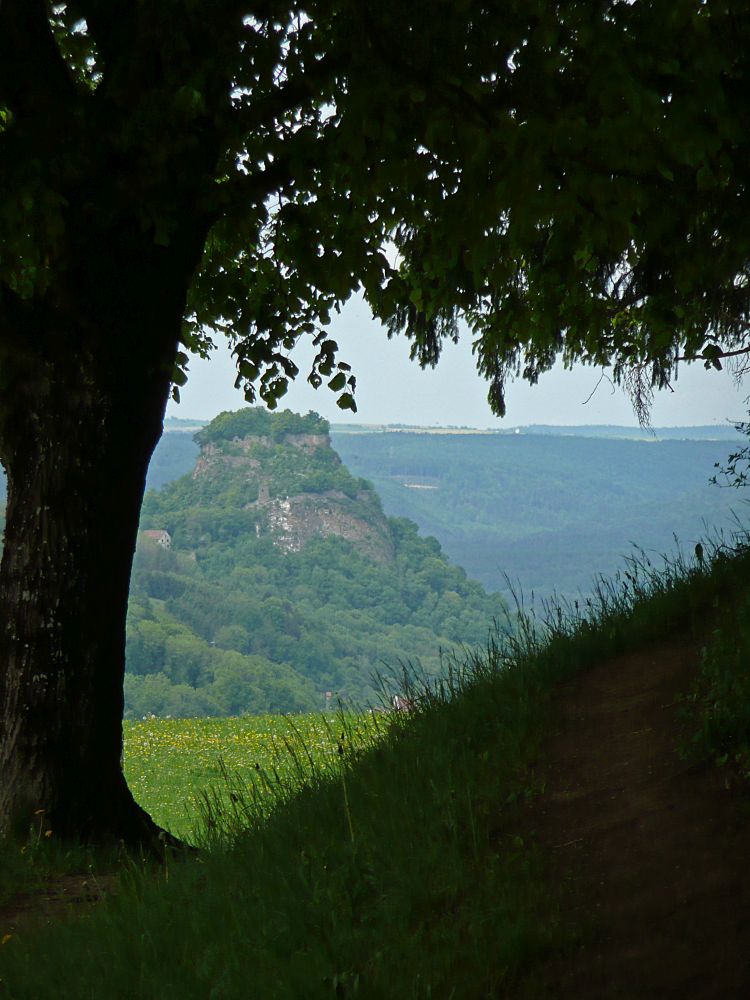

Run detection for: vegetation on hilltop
[[144, 426, 744, 600], [195, 408, 328, 446]]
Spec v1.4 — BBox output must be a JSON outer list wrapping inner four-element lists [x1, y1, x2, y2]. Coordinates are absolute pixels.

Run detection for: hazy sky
[[167, 295, 749, 428]]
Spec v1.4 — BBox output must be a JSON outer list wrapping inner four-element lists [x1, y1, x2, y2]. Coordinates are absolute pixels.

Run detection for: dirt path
[[525, 638, 750, 998]]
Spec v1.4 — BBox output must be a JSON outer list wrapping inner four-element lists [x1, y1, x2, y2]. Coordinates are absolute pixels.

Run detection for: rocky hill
[[185, 409, 394, 563], [128, 408, 505, 718]]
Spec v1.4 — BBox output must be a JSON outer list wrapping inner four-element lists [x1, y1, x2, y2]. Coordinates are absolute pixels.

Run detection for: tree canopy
[[3, 3, 747, 414], [377, 2, 750, 420]]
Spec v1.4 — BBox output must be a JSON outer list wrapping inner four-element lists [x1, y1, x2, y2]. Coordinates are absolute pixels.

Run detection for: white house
[[140, 529, 172, 550]]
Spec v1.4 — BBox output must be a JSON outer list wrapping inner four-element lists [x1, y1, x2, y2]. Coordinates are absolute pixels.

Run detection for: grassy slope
[[1, 541, 749, 997]]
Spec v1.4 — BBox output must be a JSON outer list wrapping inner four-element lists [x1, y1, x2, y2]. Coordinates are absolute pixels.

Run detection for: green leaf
[[336, 392, 357, 412], [328, 372, 347, 392]]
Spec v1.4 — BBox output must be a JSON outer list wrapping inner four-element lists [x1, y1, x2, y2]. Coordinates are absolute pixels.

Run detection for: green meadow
[[123, 713, 389, 840]]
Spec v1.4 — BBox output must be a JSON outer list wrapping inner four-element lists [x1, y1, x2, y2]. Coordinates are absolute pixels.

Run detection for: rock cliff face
[[262, 490, 394, 561], [190, 428, 395, 563]]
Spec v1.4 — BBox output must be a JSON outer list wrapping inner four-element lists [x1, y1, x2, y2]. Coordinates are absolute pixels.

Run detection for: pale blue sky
[[168, 296, 748, 428]]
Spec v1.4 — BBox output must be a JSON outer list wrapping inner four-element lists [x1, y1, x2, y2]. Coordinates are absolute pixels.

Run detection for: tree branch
[[0, 0, 78, 114], [209, 154, 296, 222], [676, 343, 750, 363], [232, 50, 342, 133]]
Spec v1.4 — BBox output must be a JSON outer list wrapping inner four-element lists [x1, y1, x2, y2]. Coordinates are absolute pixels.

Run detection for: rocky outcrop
[[263, 491, 394, 562], [189, 429, 394, 563], [285, 433, 328, 452]]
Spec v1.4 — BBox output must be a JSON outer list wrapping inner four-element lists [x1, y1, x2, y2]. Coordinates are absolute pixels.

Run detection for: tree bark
[[0, 351, 168, 847], [0, 248, 202, 851], [0, 0, 232, 852]]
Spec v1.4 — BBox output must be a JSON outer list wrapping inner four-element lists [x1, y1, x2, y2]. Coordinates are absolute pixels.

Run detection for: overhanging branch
[[232, 51, 342, 133], [208, 155, 295, 222], [676, 343, 750, 364], [0, 0, 77, 114]]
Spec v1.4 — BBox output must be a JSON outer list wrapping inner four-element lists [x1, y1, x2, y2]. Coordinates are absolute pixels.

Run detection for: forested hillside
[[330, 430, 745, 597], [127, 409, 505, 718]]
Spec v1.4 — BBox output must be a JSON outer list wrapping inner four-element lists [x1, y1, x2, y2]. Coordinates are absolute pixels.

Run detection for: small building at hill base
[[140, 529, 172, 550]]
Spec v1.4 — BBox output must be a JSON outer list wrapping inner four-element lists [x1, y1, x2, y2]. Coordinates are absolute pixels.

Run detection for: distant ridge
[[148, 413, 744, 600], [132, 407, 504, 717], [167, 415, 741, 440], [510, 423, 742, 440], [330, 422, 742, 440]]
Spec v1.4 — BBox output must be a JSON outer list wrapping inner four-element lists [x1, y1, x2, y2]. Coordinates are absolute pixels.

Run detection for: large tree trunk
[[0, 0, 230, 851], [0, 346, 175, 847]]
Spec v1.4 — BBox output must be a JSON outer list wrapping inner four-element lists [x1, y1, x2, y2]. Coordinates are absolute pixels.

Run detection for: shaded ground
[[524, 638, 750, 998], [0, 874, 118, 940], [2, 636, 750, 995]]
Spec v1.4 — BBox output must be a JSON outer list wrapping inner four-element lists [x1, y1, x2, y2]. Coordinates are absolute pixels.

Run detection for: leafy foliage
[[7, 4, 749, 419], [411, 3, 750, 415]]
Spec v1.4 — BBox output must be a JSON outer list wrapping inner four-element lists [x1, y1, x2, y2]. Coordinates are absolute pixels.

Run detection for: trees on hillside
[[1, 0, 748, 846]]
